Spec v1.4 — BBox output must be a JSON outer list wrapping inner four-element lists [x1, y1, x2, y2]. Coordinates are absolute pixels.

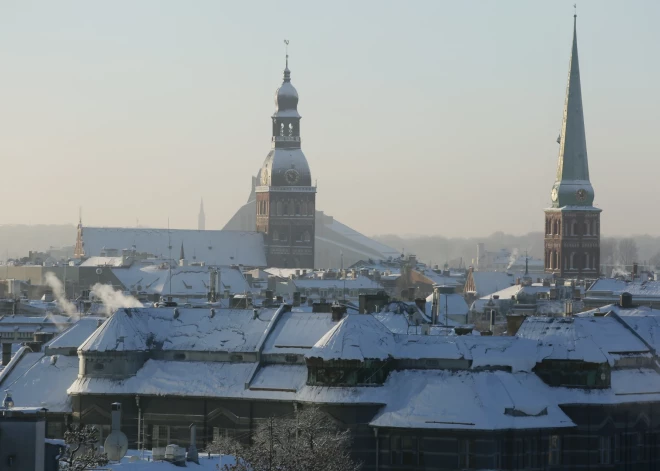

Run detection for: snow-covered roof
[[468, 272, 515, 297], [309, 315, 395, 361], [80, 256, 127, 268], [423, 293, 469, 320], [516, 315, 650, 365], [596, 305, 660, 353], [46, 317, 104, 352], [292, 276, 382, 290], [0, 352, 78, 412], [80, 307, 278, 353], [112, 264, 252, 296], [262, 312, 338, 355], [317, 218, 401, 260], [370, 370, 574, 430], [587, 278, 660, 298], [81, 227, 266, 267], [470, 284, 551, 312], [308, 314, 537, 370]]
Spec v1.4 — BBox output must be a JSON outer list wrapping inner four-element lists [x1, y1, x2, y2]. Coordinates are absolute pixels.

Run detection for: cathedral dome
[[274, 68, 299, 114], [260, 148, 312, 187]]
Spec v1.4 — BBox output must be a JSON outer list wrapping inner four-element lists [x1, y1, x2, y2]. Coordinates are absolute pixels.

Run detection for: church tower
[[544, 14, 601, 279], [255, 50, 316, 268], [198, 198, 205, 231]]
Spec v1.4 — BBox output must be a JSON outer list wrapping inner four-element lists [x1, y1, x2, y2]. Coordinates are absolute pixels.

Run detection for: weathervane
[[573, 3, 577, 17], [284, 39, 289, 68]]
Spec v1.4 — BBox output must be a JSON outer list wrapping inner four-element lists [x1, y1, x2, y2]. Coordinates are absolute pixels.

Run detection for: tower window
[[301, 201, 307, 216], [272, 230, 279, 242], [277, 201, 283, 216], [295, 203, 301, 216], [280, 122, 284, 136], [303, 231, 311, 243], [288, 122, 294, 136], [283, 203, 289, 216]]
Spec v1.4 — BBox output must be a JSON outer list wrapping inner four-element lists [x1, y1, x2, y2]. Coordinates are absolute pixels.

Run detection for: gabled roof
[[112, 264, 252, 296], [468, 271, 514, 297], [80, 307, 278, 353], [81, 227, 266, 267], [516, 314, 650, 364], [370, 370, 574, 431]]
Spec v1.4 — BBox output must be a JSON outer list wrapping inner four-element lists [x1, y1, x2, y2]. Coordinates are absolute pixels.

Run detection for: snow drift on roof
[[80, 307, 277, 353]]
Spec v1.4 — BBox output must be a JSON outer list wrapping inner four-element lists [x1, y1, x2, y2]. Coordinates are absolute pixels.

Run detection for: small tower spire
[[283, 39, 291, 82], [180, 242, 185, 262]]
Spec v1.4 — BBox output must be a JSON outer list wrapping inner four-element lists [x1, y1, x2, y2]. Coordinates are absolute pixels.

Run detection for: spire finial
[[573, 3, 577, 18], [284, 39, 289, 69]]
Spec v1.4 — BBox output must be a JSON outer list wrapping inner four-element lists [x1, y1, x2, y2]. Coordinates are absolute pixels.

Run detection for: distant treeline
[[373, 232, 660, 270]]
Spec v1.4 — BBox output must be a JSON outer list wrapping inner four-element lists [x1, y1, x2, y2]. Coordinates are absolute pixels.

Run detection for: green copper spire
[[550, 14, 595, 208]]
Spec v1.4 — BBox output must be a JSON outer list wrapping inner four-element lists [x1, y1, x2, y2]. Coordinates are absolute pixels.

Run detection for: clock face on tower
[[576, 188, 587, 202], [284, 169, 300, 185], [551, 187, 558, 202]]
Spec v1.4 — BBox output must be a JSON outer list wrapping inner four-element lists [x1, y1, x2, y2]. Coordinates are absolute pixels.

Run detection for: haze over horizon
[[0, 0, 658, 238]]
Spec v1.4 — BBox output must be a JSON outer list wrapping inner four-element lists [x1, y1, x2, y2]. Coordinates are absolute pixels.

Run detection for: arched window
[[280, 230, 289, 242], [558, 220, 561, 235], [301, 201, 307, 216], [585, 221, 591, 236], [283, 203, 289, 216], [277, 201, 283, 216], [570, 252, 575, 269], [309, 202, 314, 214], [303, 231, 311, 242], [571, 220, 577, 236], [280, 122, 284, 136], [272, 230, 279, 241], [584, 252, 590, 269], [288, 123, 294, 136], [295, 202, 301, 216]]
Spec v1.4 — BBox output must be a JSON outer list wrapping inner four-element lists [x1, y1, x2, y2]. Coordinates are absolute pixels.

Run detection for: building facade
[[255, 57, 316, 268], [544, 15, 601, 279]]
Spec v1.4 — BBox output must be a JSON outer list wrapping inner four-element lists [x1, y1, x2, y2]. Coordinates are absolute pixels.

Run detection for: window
[[301, 201, 307, 216], [276, 201, 283, 216], [548, 435, 561, 466], [295, 203, 301, 216], [272, 230, 279, 242], [600, 435, 614, 464], [390, 435, 423, 466], [303, 231, 311, 243], [283, 203, 289, 216], [152, 425, 170, 448], [459, 439, 475, 469]]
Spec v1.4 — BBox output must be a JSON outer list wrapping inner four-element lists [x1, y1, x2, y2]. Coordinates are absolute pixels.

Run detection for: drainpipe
[[135, 395, 141, 453], [373, 428, 379, 471]]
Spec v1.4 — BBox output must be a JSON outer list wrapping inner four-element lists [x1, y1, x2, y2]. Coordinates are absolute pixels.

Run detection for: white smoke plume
[[44, 272, 78, 318], [507, 248, 520, 270], [91, 283, 142, 316]]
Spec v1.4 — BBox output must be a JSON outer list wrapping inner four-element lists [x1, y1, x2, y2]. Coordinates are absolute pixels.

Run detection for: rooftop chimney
[[619, 292, 633, 309]]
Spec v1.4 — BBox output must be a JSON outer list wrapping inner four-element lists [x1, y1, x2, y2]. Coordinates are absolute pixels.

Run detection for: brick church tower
[[255, 53, 316, 268], [544, 14, 601, 279]]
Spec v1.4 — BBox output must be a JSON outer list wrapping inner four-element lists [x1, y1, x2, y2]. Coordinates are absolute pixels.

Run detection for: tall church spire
[[550, 13, 595, 208], [198, 198, 205, 231]]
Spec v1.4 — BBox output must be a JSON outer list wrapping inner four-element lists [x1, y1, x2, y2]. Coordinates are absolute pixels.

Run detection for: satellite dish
[[104, 430, 128, 461]]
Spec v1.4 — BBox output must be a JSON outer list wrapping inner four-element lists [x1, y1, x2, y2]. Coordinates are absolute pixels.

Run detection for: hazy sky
[[0, 1, 658, 238]]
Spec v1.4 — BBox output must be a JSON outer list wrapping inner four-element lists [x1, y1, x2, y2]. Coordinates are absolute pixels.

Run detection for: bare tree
[[58, 425, 109, 471], [206, 407, 360, 471], [617, 238, 639, 266]]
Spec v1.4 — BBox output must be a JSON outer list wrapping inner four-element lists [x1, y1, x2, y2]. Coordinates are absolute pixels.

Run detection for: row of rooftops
[[3, 297, 660, 431]]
